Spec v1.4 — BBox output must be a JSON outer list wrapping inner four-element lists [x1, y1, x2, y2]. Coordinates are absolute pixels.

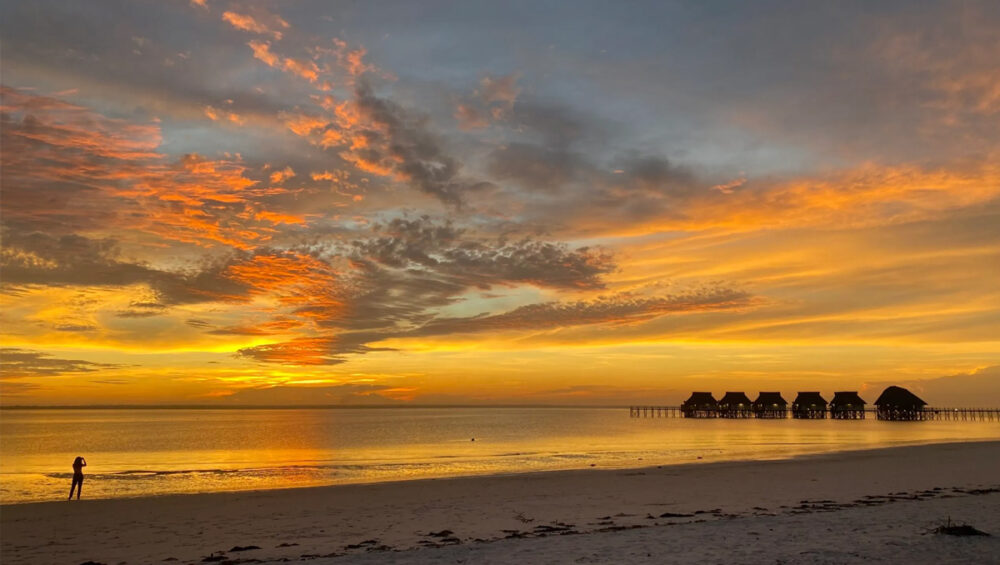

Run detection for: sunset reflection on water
[[2, 407, 998, 503]]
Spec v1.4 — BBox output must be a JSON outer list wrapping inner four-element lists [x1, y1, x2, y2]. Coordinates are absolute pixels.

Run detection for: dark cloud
[[1, 230, 166, 288], [0, 230, 250, 306], [351, 82, 494, 206], [0, 348, 121, 378], [54, 324, 97, 332], [116, 302, 167, 319], [353, 216, 616, 290], [115, 311, 163, 318], [233, 217, 622, 364]]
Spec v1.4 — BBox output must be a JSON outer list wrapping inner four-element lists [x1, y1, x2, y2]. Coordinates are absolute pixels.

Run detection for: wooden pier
[[629, 406, 1000, 421], [924, 408, 1000, 422]]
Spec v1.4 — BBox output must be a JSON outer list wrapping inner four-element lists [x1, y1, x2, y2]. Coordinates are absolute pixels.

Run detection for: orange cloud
[[331, 38, 376, 77], [269, 166, 295, 184], [279, 111, 328, 136], [246, 41, 322, 84], [203, 105, 245, 125], [222, 11, 289, 40], [254, 210, 307, 225], [247, 40, 280, 67], [282, 57, 321, 83], [1, 88, 318, 251]]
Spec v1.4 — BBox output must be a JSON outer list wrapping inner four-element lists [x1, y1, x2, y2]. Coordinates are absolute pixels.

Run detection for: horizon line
[[0, 403, 630, 410]]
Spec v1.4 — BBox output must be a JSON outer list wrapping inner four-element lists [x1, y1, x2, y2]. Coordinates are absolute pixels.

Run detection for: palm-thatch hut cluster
[[679, 386, 929, 420]]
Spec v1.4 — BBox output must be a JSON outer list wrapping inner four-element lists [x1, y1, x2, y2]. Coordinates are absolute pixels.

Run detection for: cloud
[[0, 348, 121, 378], [407, 287, 756, 337], [1, 88, 320, 250], [454, 73, 521, 128], [215, 216, 618, 365], [478, 74, 521, 108], [214, 382, 402, 405], [237, 335, 388, 365], [454, 103, 489, 130], [226, 218, 755, 366], [246, 40, 321, 83], [222, 11, 289, 40], [330, 38, 378, 78], [341, 82, 494, 206], [353, 216, 616, 290], [0, 230, 251, 306], [487, 142, 590, 191]]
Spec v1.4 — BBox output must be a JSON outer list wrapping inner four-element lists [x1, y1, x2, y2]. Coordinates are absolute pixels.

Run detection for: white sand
[[2, 441, 998, 565]]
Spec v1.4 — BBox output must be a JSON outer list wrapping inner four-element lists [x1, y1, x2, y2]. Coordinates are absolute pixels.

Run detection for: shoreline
[[3, 440, 999, 564], [4, 437, 998, 508]]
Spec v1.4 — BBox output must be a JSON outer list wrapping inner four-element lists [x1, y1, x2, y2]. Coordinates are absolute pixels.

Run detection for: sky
[[1, 0, 998, 406]]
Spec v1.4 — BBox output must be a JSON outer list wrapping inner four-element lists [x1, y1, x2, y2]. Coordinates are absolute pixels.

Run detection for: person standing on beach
[[69, 456, 86, 500]]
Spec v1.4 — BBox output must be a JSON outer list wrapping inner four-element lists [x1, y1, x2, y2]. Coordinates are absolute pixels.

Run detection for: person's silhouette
[[69, 456, 86, 500]]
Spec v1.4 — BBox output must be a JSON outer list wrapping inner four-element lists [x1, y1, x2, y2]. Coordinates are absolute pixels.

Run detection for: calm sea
[[1, 407, 998, 504]]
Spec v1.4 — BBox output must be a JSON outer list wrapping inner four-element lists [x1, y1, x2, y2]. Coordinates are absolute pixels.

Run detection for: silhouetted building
[[829, 391, 866, 419], [792, 392, 827, 419], [753, 392, 788, 419], [874, 386, 927, 421], [681, 392, 719, 418], [718, 392, 752, 419]]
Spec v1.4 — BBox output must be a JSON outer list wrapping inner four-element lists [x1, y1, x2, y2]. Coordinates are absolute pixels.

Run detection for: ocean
[[2, 407, 998, 504]]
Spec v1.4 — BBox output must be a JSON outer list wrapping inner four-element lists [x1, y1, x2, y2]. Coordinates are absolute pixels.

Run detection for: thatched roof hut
[[752, 392, 788, 418], [681, 392, 718, 418], [829, 391, 866, 419], [718, 392, 752, 418], [791, 392, 827, 419], [874, 386, 927, 421]]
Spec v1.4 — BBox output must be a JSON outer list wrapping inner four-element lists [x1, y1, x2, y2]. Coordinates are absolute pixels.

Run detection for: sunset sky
[[1, 0, 998, 406]]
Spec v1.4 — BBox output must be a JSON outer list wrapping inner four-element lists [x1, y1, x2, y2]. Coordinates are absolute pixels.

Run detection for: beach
[[2, 440, 998, 564]]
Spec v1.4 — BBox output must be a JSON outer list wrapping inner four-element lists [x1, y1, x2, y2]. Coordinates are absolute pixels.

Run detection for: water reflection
[[1, 408, 997, 503]]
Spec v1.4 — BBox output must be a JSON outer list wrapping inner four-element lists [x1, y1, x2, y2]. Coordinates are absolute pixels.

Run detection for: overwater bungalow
[[681, 392, 719, 418], [752, 392, 788, 419], [874, 386, 927, 421], [829, 391, 867, 419], [791, 392, 827, 419], [718, 392, 753, 419]]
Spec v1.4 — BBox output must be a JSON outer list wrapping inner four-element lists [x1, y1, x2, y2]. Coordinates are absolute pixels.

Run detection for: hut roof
[[874, 386, 926, 408], [753, 392, 787, 406], [793, 392, 827, 406], [829, 391, 866, 406], [682, 392, 717, 406], [718, 392, 752, 405]]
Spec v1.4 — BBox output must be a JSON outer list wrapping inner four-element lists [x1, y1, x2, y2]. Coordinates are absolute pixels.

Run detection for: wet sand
[[2, 441, 998, 564]]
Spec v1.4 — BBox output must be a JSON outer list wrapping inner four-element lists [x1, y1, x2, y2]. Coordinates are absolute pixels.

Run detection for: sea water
[[1, 407, 998, 504]]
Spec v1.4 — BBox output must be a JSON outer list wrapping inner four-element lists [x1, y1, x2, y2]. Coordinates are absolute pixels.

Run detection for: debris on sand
[[229, 545, 261, 552], [933, 518, 990, 537]]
